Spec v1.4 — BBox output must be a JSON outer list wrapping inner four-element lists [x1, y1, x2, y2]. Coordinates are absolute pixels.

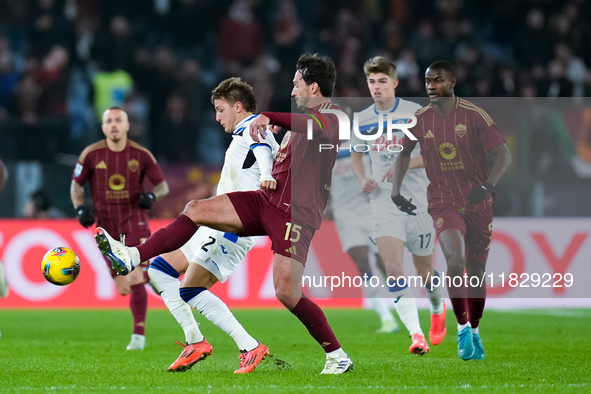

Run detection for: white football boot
[[94, 227, 136, 275], [320, 353, 353, 374], [126, 334, 145, 350]]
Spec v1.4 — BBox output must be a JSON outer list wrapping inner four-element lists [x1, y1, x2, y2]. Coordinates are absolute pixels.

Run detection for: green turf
[[0, 308, 589, 392]]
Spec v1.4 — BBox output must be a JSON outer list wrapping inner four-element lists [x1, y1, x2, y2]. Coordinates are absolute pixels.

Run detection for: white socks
[[425, 270, 444, 314], [390, 286, 423, 336], [187, 290, 259, 352], [424, 282, 444, 315], [150, 265, 259, 351], [326, 347, 348, 358], [148, 267, 203, 344]]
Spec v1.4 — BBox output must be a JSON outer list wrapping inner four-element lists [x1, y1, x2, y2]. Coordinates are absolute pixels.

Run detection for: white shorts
[[180, 226, 256, 283], [331, 156, 375, 252], [371, 207, 435, 257]]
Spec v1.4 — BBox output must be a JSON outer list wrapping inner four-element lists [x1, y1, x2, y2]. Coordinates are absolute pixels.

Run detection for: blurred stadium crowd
[[1, 0, 590, 217]]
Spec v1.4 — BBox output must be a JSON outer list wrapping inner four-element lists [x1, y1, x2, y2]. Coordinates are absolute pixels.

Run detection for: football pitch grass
[[0, 308, 589, 392]]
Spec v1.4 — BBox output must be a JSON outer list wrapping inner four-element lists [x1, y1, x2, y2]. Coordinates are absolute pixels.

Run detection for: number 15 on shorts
[[285, 222, 301, 242]]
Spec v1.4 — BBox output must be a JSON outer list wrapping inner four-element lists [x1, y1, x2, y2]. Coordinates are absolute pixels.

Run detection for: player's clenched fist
[[391, 194, 417, 216], [466, 182, 493, 205], [75, 205, 95, 228], [138, 192, 156, 209], [259, 179, 277, 190], [360, 178, 378, 194]]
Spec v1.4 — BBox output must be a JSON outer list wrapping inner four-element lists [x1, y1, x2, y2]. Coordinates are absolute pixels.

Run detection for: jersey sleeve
[[474, 110, 506, 152], [144, 152, 166, 186], [262, 109, 339, 139], [72, 151, 92, 185]]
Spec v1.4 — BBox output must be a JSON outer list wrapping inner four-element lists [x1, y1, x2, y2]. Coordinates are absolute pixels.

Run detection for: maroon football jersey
[[262, 102, 340, 230], [72, 140, 165, 245], [403, 97, 506, 212]]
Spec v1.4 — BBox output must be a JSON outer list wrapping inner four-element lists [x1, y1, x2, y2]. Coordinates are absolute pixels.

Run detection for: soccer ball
[[41, 247, 81, 286]]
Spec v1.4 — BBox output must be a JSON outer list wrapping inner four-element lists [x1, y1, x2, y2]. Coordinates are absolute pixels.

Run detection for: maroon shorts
[[227, 190, 316, 264], [429, 203, 493, 261]]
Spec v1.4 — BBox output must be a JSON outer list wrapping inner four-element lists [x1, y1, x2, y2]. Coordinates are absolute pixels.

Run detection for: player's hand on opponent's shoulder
[[391, 194, 417, 216], [268, 125, 282, 134], [259, 177, 277, 190], [250, 114, 271, 142], [360, 178, 378, 194], [382, 166, 395, 183], [75, 205, 95, 228]]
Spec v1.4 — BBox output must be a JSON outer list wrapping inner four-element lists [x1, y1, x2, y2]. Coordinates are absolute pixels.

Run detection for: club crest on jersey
[[455, 124, 467, 137], [128, 159, 139, 172], [108, 174, 126, 191], [436, 218, 444, 228]]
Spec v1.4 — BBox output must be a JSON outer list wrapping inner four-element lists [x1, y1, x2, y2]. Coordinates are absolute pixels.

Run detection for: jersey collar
[[233, 114, 258, 135], [373, 97, 400, 115]]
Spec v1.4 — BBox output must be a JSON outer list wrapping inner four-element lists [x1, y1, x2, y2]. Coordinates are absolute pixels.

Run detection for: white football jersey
[[350, 98, 429, 214], [217, 114, 279, 195], [180, 114, 278, 282]]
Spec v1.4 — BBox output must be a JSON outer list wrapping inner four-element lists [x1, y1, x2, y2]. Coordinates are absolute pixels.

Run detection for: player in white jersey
[[329, 143, 399, 333], [147, 77, 278, 374], [350, 57, 446, 355]]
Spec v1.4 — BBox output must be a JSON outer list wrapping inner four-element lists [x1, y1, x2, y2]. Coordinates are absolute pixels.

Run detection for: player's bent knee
[[182, 199, 200, 216], [275, 287, 298, 309]]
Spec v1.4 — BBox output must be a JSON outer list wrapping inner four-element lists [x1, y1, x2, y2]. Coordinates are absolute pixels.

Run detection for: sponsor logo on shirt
[[96, 161, 107, 169], [108, 174, 126, 191], [424, 130, 434, 139], [439, 142, 457, 160]]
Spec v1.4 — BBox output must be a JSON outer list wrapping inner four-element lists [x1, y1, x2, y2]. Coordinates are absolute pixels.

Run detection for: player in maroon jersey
[[94, 54, 353, 374], [391, 61, 512, 361], [71, 106, 169, 350]]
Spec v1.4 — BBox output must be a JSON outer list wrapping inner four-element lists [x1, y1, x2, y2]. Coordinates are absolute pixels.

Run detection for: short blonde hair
[[363, 56, 398, 79]]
